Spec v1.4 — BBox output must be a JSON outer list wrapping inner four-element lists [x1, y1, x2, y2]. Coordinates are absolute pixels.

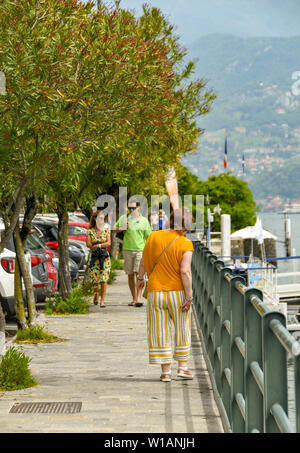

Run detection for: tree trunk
[[110, 231, 119, 261], [14, 256, 27, 330], [0, 174, 30, 253], [0, 304, 6, 356], [21, 193, 39, 325], [57, 205, 72, 300], [21, 193, 38, 241], [14, 226, 37, 325]]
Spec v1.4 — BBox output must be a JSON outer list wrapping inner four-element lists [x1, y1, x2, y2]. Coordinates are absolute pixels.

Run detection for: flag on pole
[[242, 153, 245, 174], [224, 137, 228, 169]]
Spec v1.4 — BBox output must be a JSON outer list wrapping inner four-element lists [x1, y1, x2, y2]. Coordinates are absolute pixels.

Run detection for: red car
[[28, 230, 58, 293], [67, 222, 89, 242], [43, 248, 58, 293]]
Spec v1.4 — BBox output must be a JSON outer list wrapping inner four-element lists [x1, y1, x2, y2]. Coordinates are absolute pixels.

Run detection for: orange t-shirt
[[143, 230, 194, 292]]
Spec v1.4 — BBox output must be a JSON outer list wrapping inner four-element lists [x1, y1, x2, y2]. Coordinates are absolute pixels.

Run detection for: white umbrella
[[231, 217, 277, 264], [230, 224, 277, 241]]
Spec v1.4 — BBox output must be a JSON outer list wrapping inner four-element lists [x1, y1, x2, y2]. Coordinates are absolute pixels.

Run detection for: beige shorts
[[123, 250, 143, 275]]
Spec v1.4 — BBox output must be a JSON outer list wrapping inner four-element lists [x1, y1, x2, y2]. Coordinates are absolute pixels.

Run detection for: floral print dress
[[87, 228, 111, 283]]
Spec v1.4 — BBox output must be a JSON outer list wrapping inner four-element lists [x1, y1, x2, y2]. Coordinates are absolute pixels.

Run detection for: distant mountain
[[119, 0, 300, 42], [183, 34, 300, 210], [188, 34, 298, 103]]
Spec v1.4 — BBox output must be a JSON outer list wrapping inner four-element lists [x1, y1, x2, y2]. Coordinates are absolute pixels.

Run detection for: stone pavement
[[0, 271, 224, 433]]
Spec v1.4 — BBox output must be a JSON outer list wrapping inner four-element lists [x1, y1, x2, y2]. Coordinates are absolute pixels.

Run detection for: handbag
[[143, 235, 179, 299]]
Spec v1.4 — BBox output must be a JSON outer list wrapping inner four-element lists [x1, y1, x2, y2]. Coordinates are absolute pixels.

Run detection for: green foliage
[[15, 325, 64, 344], [111, 259, 124, 271], [108, 270, 117, 285], [45, 288, 90, 315], [0, 0, 216, 209], [0, 347, 37, 391], [79, 281, 94, 297], [72, 279, 94, 297], [178, 166, 258, 232]]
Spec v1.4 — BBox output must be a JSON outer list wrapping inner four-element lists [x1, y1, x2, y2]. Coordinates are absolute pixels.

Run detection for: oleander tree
[[0, 0, 216, 322], [42, 2, 216, 287], [73, 3, 216, 238], [0, 0, 102, 322]]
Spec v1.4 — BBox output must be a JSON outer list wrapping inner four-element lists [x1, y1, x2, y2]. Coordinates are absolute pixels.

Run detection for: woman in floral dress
[[86, 211, 111, 307]]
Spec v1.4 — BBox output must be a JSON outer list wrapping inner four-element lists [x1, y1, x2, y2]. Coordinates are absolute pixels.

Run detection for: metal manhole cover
[[9, 402, 82, 414]]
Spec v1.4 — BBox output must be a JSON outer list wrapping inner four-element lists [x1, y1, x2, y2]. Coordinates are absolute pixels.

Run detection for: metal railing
[[192, 241, 300, 433]]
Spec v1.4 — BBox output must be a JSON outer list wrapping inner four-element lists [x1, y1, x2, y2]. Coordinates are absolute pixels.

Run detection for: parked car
[[34, 214, 90, 262], [28, 250, 50, 303], [69, 212, 89, 222], [67, 223, 88, 242], [32, 219, 86, 271], [29, 226, 79, 284], [25, 232, 56, 300], [0, 220, 32, 317], [27, 230, 58, 293], [0, 246, 17, 317], [51, 255, 79, 284], [5, 234, 50, 303]]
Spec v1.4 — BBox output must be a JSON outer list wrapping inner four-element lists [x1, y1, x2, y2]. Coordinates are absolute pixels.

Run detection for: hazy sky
[[114, 0, 300, 44]]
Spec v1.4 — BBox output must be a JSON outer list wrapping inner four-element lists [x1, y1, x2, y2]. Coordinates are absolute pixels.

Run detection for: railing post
[[207, 255, 218, 365], [230, 276, 246, 433], [192, 244, 200, 320], [296, 354, 300, 433], [244, 288, 264, 433], [198, 246, 206, 330], [213, 260, 224, 394], [220, 269, 233, 425], [262, 311, 288, 433], [202, 250, 213, 344]]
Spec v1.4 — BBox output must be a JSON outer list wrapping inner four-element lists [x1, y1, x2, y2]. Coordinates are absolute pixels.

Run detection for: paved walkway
[[0, 271, 224, 433]]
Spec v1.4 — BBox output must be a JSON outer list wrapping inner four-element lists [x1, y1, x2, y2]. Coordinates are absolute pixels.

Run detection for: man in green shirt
[[115, 201, 151, 307]]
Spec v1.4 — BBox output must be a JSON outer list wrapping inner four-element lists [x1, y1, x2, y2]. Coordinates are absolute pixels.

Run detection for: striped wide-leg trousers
[[147, 290, 192, 365]]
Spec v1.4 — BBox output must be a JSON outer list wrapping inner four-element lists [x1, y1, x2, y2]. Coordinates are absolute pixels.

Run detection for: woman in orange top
[[137, 209, 194, 382]]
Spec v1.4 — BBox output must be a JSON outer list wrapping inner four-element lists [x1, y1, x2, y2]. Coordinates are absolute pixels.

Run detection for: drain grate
[[9, 402, 82, 414]]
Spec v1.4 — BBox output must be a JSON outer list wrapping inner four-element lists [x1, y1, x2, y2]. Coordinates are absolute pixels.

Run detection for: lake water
[[260, 212, 299, 431], [260, 211, 300, 275]]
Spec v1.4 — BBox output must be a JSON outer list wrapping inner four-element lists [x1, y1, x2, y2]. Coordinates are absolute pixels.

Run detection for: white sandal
[[177, 367, 193, 379], [160, 370, 172, 382]]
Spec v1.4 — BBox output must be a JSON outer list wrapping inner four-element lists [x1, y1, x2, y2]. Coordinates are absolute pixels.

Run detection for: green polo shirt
[[115, 214, 151, 251]]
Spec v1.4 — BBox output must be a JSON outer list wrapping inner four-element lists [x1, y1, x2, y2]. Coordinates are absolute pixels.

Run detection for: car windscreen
[[34, 224, 58, 242], [26, 234, 41, 250], [67, 225, 87, 235], [27, 232, 50, 250]]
